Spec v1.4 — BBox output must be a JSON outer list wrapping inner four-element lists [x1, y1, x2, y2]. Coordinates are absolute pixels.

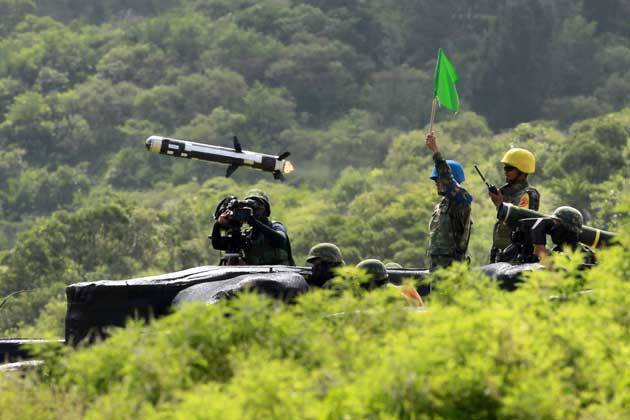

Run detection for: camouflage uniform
[[306, 243, 344, 288], [356, 259, 389, 290], [531, 206, 596, 265], [306, 243, 344, 265], [242, 221, 294, 265], [211, 191, 294, 266], [428, 153, 473, 271], [491, 182, 540, 262]]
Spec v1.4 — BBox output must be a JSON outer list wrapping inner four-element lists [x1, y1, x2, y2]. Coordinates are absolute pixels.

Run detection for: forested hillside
[[0, 1, 629, 417], [0, 0, 628, 338]]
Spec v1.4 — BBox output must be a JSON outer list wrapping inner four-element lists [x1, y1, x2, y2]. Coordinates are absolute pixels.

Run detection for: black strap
[[523, 186, 540, 210]]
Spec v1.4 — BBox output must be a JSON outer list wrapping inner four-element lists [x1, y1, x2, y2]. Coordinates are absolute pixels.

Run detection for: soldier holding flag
[[425, 49, 473, 271], [425, 132, 473, 270]]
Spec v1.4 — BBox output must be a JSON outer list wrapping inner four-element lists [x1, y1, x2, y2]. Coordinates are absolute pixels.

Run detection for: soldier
[[489, 148, 540, 262], [357, 259, 423, 305], [211, 190, 295, 265], [425, 132, 473, 271], [306, 243, 345, 288], [356, 259, 389, 290], [531, 206, 596, 264]]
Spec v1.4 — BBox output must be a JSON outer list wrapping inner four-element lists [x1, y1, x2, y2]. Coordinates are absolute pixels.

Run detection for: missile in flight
[[145, 135, 294, 180]]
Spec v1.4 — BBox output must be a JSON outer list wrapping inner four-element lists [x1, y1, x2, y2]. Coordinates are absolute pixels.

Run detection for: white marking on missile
[[503, 203, 512, 223], [175, 139, 276, 163], [532, 218, 544, 230]]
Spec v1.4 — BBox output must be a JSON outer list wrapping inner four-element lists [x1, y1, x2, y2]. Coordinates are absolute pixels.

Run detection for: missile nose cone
[[145, 136, 163, 153]]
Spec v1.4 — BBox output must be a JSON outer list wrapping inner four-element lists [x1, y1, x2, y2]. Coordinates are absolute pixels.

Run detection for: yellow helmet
[[500, 148, 535, 174]]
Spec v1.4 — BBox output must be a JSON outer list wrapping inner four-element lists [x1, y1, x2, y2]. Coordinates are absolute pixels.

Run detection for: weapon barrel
[[145, 136, 293, 176], [497, 203, 616, 248]]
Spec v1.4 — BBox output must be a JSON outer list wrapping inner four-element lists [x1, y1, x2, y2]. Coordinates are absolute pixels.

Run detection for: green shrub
[[1, 227, 627, 418]]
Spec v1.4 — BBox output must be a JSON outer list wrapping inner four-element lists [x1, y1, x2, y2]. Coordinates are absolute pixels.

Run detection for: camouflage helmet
[[306, 243, 344, 264], [356, 259, 388, 282], [551, 206, 583, 234], [384, 262, 402, 269], [244, 189, 270, 217]]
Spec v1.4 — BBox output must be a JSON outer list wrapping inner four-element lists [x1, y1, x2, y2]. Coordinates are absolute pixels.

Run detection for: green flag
[[433, 48, 460, 112]]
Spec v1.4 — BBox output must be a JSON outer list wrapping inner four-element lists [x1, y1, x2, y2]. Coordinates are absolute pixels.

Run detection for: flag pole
[[429, 98, 438, 133]]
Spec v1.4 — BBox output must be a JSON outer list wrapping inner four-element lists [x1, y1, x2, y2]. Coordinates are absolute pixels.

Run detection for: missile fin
[[226, 164, 239, 178], [233, 136, 242, 153], [278, 151, 290, 161], [273, 170, 285, 181]]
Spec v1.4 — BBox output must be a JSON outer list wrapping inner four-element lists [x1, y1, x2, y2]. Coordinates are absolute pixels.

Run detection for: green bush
[[1, 223, 627, 418]]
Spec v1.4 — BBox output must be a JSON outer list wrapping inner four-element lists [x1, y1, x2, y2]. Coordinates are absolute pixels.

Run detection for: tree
[[595, 72, 630, 110], [74, 79, 139, 132], [0, 146, 26, 190], [363, 65, 432, 130], [542, 96, 612, 128], [240, 82, 296, 147], [265, 35, 360, 121], [301, 0, 386, 65], [0, 91, 55, 163], [301, 182, 435, 266], [1, 165, 90, 220], [133, 84, 184, 130], [0, 77, 24, 117], [104, 118, 171, 189], [176, 69, 248, 123], [582, 0, 630, 36], [314, 109, 396, 173], [472, 0, 554, 129], [96, 44, 170, 87], [548, 16, 602, 98], [202, 21, 282, 82], [544, 117, 629, 214], [597, 45, 630, 75], [34, 66, 70, 93], [0, 0, 34, 36]]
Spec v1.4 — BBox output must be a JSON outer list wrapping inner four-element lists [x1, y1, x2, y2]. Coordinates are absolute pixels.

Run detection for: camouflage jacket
[[491, 181, 540, 257], [212, 219, 295, 266], [243, 220, 294, 266], [428, 153, 473, 266]]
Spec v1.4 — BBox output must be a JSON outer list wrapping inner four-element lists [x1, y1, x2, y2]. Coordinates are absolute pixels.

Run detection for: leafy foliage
[[0, 5, 628, 415], [1, 232, 629, 418]]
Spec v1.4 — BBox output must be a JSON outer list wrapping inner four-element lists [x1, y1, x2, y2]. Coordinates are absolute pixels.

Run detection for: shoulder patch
[[518, 192, 530, 208]]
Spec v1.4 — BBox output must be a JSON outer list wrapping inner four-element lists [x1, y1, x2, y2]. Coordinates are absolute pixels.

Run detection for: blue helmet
[[430, 160, 465, 183]]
